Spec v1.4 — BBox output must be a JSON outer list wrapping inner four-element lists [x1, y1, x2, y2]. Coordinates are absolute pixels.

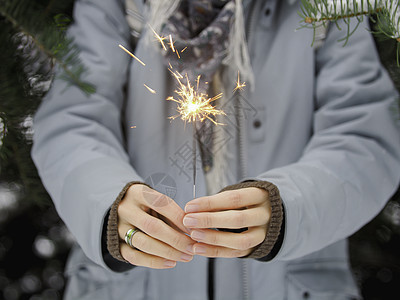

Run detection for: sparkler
[[119, 28, 234, 199], [167, 69, 225, 198]]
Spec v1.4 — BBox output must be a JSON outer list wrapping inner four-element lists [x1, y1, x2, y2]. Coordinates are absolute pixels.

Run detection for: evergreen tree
[[0, 1, 88, 298], [0, 0, 93, 205]]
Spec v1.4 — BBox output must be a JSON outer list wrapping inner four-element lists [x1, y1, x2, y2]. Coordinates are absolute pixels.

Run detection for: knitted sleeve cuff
[[219, 181, 284, 259], [106, 181, 151, 263]]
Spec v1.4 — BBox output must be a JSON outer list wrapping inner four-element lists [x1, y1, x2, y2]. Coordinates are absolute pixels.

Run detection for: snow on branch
[[300, 0, 400, 40]]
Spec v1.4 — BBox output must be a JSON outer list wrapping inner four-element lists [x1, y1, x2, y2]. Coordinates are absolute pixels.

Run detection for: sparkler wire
[[193, 120, 197, 199]]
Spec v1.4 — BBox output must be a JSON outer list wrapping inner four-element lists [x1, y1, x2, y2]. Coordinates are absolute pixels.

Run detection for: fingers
[[119, 223, 194, 262], [181, 187, 271, 258], [120, 243, 177, 269], [121, 209, 195, 255], [183, 206, 270, 229], [185, 188, 269, 213], [188, 227, 267, 258], [117, 185, 270, 263], [125, 184, 189, 234], [117, 184, 197, 269], [192, 243, 251, 258], [190, 227, 266, 251], [132, 231, 194, 262]]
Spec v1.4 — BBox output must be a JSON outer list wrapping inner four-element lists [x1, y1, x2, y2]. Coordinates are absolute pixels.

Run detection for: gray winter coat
[[32, 0, 400, 299]]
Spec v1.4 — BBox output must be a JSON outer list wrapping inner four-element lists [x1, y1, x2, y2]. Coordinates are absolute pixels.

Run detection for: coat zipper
[[240, 1, 259, 299], [237, 90, 250, 300], [209, 1, 257, 299]]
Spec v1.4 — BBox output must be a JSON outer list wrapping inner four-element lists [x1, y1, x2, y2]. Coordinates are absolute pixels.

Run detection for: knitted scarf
[[147, 0, 253, 87], [161, 0, 235, 86]]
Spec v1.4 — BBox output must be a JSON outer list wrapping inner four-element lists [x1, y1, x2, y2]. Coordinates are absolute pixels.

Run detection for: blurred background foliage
[[0, 1, 77, 299], [0, 0, 399, 299], [348, 26, 400, 299]]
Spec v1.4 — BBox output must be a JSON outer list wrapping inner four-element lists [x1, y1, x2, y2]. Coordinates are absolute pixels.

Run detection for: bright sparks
[[167, 34, 181, 58], [144, 84, 156, 94], [149, 25, 168, 51], [119, 44, 146, 66], [121, 27, 226, 125], [169, 35, 176, 52], [233, 71, 246, 93], [168, 70, 225, 124], [150, 26, 180, 58]]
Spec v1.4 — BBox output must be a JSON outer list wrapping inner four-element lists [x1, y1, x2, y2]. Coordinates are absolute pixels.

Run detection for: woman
[[32, 0, 400, 299]]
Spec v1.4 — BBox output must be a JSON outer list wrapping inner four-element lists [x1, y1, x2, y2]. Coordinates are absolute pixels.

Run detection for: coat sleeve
[[254, 20, 400, 261], [32, 0, 141, 269]]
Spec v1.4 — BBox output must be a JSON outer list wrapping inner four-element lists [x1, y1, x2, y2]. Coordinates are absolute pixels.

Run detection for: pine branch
[[300, 0, 383, 24], [300, 0, 400, 62], [0, 0, 95, 94], [299, 1, 400, 40]]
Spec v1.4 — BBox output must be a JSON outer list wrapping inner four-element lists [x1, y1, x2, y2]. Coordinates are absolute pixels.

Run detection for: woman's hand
[[183, 187, 271, 258], [118, 184, 196, 269]]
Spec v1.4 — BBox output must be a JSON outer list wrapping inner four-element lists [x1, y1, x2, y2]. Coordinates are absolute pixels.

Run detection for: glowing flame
[[167, 70, 225, 124]]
